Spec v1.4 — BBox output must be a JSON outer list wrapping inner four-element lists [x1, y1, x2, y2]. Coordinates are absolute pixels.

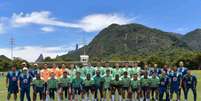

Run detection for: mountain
[[0, 55, 11, 62], [183, 29, 201, 50], [35, 54, 44, 62], [60, 23, 190, 61]]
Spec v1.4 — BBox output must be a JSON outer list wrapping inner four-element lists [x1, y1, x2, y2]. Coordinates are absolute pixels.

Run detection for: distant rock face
[[35, 54, 44, 62], [183, 29, 201, 50], [60, 23, 189, 60], [0, 55, 11, 62]]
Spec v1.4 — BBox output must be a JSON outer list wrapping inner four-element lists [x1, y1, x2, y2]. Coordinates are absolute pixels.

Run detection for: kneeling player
[[121, 71, 131, 99], [83, 73, 94, 93], [169, 66, 182, 101], [58, 71, 71, 100], [47, 72, 58, 100], [150, 72, 160, 101], [111, 74, 122, 100], [183, 70, 197, 101], [71, 71, 83, 97], [130, 74, 141, 100], [140, 71, 151, 101], [32, 74, 45, 101]]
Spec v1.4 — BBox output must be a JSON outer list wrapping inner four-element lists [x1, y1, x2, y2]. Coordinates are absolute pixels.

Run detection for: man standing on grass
[[177, 61, 188, 98], [183, 70, 197, 101], [18, 67, 32, 101], [169, 66, 182, 101], [6, 65, 20, 101]]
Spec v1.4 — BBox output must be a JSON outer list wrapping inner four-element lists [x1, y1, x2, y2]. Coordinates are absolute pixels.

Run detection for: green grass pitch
[[0, 70, 200, 101]]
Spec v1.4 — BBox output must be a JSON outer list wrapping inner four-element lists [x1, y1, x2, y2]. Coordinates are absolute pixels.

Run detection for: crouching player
[[121, 71, 131, 100], [183, 70, 197, 101], [130, 74, 141, 101], [83, 73, 95, 100], [140, 71, 151, 101], [169, 66, 182, 101], [71, 71, 83, 99], [150, 72, 160, 101], [110, 74, 122, 100], [47, 72, 58, 101], [159, 71, 170, 101], [32, 74, 45, 101], [58, 71, 71, 100]]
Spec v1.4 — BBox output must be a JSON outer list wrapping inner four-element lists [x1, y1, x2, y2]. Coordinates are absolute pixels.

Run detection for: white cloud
[[0, 46, 74, 62], [11, 11, 134, 32], [0, 23, 4, 33], [77, 13, 133, 32], [41, 26, 55, 32]]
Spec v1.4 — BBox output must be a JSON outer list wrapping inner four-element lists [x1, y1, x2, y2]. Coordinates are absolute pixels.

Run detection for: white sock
[[111, 95, 114, 101], [119, 96, 122, 101], [46, 95, 50, 101]]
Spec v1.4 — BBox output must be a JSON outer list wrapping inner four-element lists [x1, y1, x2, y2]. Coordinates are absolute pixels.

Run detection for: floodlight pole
[[10, 37, 15, 60]]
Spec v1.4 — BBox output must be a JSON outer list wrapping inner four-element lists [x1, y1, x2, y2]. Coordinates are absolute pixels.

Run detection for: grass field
[[0, 70, 200, 101]]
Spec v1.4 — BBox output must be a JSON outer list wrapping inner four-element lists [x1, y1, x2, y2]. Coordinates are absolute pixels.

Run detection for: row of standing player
[[6, 61, 197, 101]]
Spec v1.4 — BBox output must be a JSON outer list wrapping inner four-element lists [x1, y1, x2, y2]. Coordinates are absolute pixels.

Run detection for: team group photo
[[5, 61, 197, 101]]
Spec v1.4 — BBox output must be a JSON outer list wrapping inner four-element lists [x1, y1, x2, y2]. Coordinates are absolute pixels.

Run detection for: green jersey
[[150, 77, 160, 87], [103, 75, 113, 89], [140, 77, 151, 87], [47, 78, 58, 89], [130, 67, 141, 75], [83, 79, 94, 87], [72, 78, 83, 88], [59, 76, 71, 87], [112, 68, 121, 78], [110, 79, 121, 86], [32, 79, 45, 87], [121, 67, 131, 76], [104, 67, 113, 75], [95, 67, 105, 76], [131, 79, 141, 89], [75, 67, 85, 78], [69, 68, 77, 80], [93, 75, 104, 87], [83, 66, 95, 77], [120, 76, 131, 87]]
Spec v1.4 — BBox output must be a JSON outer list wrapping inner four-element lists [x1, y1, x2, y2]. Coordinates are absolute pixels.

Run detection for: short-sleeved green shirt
[[93, 75, 104, 87], [47, 78, 58, 89], [140, 77, 151, 87], [83, 79, 94, 87], [32, 79, 45, 87], [131, 79, 141, 89], [59, 76, 71, 87], [71, 78, 83, 88], [110, 79, 121, 86], [112, 68, 121, 78], [83, 66, 95, 77], [150, 77, 160, 87], [120, 77, 131, 87], [103, 75, 113, 89]]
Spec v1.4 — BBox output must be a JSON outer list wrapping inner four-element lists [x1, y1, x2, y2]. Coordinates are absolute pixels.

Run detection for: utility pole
[[10, 37, 15, 60]]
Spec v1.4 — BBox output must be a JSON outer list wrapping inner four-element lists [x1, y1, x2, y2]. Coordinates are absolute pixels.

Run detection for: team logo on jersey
[[23, 79, 28, 84], [12, 77, 17, 81], [187, 81, 191, 84], [161, 81, 165, 85], [173, 77, 177, 81]]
